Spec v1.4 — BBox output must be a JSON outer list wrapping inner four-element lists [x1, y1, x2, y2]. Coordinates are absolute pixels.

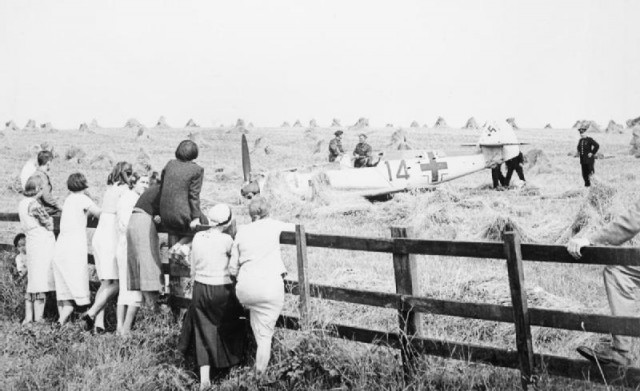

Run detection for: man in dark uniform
[[491, 163, 506, 189], [328, 130, 345, 162], [504, 151, 526, 186], [353, 133, 373, 168], [577, 126, 600, 187]]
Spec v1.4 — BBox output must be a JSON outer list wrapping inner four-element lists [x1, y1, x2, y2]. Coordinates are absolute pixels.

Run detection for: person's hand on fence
[[189, 218, 201, 230], [153, 215, 161, 225], [567, 237, 590, 259]]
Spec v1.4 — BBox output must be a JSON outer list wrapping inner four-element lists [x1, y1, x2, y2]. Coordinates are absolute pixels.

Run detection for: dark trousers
[[505, 165, 525, 186], [581, 162, 594, 187], [491, 166, 506, 188]]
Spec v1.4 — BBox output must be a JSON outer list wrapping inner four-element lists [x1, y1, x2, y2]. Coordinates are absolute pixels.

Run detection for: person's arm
[[568, 198, 640, 258], [591, 138, 600, 155], [188, 167, 204, 226], [84, 196, 101, 219], [40, 174, 61, 212], [29, 200, 54, 231], [329, 140, 338, 155], [228, 238, 240, 279]]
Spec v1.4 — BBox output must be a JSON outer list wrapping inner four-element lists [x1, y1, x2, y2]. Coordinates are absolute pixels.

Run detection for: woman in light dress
[[229, 197, 294, 374], [178, 204, 246, 389], [52, 173, 101, 325], [17, 175, 56, 324], [115, 172, 149, 335], [83, 162, 132, 332]]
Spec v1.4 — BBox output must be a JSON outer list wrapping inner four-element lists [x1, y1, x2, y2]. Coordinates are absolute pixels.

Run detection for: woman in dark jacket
[[159, 140, 205, 233]]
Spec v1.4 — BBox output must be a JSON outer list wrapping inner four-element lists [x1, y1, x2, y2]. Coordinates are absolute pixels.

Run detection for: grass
[[1, 125, 638, 389]]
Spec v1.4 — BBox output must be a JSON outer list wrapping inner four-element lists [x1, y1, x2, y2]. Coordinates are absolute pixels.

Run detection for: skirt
[[53, 230, 90, 305], [178, 282, 246, 368], [92, 212, 119, 280], [236, 272, 284, 345], [25, 226, 55, 293], [116, 234, 142, 306], [127, 211, 162, 291]]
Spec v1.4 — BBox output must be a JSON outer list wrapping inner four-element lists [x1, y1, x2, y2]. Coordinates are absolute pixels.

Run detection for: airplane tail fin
[[241, 135, 262, 198], [478, 121, 521, 166]]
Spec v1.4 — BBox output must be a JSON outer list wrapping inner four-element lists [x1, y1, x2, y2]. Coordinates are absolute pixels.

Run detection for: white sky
[[1, 0, 639, 129]]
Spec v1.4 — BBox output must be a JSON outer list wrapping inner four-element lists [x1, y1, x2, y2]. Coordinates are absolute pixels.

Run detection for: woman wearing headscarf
[[179, 204, 246, 388], [229, 197, 294, 374]]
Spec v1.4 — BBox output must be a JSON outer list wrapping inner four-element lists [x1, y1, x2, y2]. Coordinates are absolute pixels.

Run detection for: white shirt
[[59, 193, 96, 233], [190, 229, 234, 285], [229, 218, 295, 279], [20, 159, 38, 190]]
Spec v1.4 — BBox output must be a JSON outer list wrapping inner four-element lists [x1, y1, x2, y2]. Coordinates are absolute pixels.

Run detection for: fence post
[[295, 224, 311, 329], [391, 226, 422, 386], [503, 230, 535, 390]]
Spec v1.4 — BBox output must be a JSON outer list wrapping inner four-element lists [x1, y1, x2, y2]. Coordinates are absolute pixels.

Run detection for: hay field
[[0, 125, 638, 389]]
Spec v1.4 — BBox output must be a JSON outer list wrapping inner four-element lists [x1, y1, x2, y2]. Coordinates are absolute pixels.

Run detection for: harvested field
[[0, 125, 636, 389]]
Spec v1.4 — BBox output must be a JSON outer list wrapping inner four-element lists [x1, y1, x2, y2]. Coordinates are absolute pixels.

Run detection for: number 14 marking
[[384, 160, 409, 181]]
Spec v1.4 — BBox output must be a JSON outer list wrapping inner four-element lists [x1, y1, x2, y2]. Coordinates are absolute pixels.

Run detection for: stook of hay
[[309, 119, 318, 128], [135, 147, 153, 174], [281, 121, 291, 128], [312, 140, 324, 155], [89, 152, 116, 169], [65, 146, 86, 163], [464, 117, 479, 129], [331, 118, 341, 127], [125, 118, 142, 128], [5, 120, 20, 132], [630, 125, 640, 157], [185, 118, 199, 127], [410, 121, 420, 128], [479, 215, 532, 242], [155, 116, 170, 128], [523, 149, 553, 175], [293, 119, 302, 127], [506, 117, 519, 130], [544, 123, 552, 129], [23, 119, 37, 131], [434, 116, 448, 128], [605, 120, 623, 134], [349, 117, 369, 130], [90, 119, 100, 129], [556, 179, 618, 243]]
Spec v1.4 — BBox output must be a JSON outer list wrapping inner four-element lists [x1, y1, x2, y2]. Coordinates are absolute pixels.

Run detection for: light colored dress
[[229, 218, 294, 344], [18, 197, 55, 293], [53, 192, 97, 305], [115, 189, 143, 306], [92, 184, 128, 280]]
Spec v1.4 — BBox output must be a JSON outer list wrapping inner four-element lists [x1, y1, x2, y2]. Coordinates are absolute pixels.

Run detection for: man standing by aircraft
[[353, 133, 373, 168], [328, 130, 345, 162], [577, 125, 599, 187]]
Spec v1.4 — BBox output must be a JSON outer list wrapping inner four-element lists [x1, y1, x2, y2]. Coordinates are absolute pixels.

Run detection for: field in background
[[0, 125, 637, 389]]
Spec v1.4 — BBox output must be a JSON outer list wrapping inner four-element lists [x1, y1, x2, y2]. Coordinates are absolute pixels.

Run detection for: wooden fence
[[2, 212, 640, 389]]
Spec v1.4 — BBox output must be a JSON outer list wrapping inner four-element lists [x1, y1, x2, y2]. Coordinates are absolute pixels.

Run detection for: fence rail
[[2, 213, 640, 389]]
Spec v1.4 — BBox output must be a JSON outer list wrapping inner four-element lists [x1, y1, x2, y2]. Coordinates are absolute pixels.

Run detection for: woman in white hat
[[229, 197, 295, 375], [178, 204, 246, 388]]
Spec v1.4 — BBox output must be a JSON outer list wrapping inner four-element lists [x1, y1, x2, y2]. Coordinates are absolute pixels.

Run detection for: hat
[[207, 204, 232, 227], [358, 133, 368, 138], [334, 130, 343, 136]]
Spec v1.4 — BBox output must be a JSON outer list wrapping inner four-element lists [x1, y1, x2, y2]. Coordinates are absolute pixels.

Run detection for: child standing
[[13, 233, 27, 280], [18, 176, 56, 324], [53, 173, 101, 325]]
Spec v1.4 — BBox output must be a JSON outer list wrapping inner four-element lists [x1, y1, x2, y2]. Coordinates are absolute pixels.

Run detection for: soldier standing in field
[[328, 130, 345, 162], [577, 126, 599, 187]]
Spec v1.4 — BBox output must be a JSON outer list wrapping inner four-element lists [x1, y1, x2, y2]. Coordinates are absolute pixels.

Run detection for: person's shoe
[[80, 313, 94, 332], [577, 345, 632, 366]]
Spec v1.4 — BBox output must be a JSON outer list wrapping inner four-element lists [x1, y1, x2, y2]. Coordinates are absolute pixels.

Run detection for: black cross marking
[[419, 152, 448, 182]]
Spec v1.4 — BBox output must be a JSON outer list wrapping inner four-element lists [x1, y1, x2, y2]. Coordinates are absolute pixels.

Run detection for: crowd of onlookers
[[12, 139, 292, 387]]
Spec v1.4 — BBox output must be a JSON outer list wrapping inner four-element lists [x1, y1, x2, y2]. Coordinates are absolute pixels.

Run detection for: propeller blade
[[241, 134, 251, 182]]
